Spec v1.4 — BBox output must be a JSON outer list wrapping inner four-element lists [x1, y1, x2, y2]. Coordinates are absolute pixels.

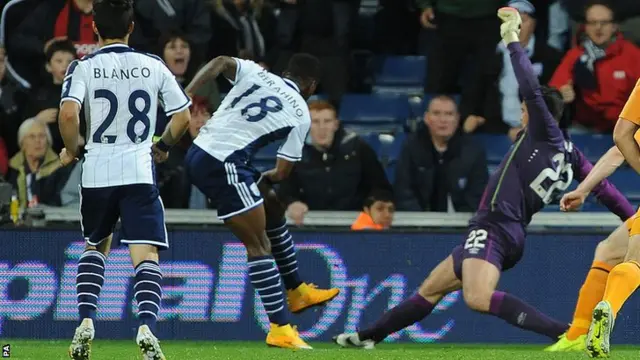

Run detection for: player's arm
[[58, 60, 86, 159], [157, 108, 191, 149], [184, 56, 238, 95], [154, 62, 193, 158], [58, 101, 81, 156], [614, 81, 640, 174], [499, 7, 563, 142], [573, 146, 624, 195], [562, 147, 634, 221], [263, 122, 309, 184]]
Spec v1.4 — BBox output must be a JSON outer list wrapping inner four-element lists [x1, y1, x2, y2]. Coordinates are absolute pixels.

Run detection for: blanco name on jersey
[[194, 58, 310, 163], [60, 43, 191, 188]]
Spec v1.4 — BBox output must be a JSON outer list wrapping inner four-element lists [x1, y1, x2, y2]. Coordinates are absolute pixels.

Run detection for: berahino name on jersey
[[256, 70, 305, 118], [93, 67, 151, 80]]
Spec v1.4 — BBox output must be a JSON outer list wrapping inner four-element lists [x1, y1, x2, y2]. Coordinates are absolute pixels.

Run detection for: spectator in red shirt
[[549, 0, 640, 132], [7, 0, 96, 88]]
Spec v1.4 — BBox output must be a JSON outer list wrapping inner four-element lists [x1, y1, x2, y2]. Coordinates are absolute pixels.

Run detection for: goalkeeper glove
[[498, 7, 521, 45]]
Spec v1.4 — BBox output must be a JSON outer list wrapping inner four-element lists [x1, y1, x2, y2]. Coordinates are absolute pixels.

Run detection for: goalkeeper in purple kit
[[333, 7, 633, 349]]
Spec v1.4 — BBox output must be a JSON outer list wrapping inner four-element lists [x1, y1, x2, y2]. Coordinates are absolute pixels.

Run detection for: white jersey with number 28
[[60, 43, 191, 188], [194, 58, 311, 164]]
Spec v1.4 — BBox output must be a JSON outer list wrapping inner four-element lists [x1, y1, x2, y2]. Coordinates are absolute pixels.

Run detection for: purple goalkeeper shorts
[[451, 220, 525, 280]]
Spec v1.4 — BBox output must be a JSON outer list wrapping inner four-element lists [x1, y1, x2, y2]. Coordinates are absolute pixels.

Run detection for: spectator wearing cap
[[278, 100, 392, 225], [8, 0, 96, 89], [395, 95, 488, 212], [463, 0, 563, 138], [351, 191, 395, 231], [550, 0, 640, 132]]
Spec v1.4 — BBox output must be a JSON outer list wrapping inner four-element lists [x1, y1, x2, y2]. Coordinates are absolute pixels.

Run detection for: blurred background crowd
[[1, 0, 640, 230]]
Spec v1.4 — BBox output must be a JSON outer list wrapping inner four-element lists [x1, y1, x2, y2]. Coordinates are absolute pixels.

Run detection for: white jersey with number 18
[[60, 43, 191, 188], [193, 58, 311, 164]]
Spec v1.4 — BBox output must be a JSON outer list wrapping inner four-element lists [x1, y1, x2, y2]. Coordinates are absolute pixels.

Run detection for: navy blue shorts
[[185, 145, 263, 219], [80, 184, 168, 250]]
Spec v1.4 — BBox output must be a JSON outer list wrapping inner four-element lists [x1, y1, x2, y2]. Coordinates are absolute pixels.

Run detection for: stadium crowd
[[1, 0, 640, 230]]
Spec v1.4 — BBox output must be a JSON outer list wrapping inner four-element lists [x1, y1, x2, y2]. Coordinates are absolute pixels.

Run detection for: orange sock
[[566, 261, 613, 340], [603, 261, 640, 317]]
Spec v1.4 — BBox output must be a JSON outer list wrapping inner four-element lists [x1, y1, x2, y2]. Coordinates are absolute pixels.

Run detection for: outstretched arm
[[563, 147, 634, 221], [498, 7, 563, 142], [185, 56, 238, 95], [574, 146, 625, 194]]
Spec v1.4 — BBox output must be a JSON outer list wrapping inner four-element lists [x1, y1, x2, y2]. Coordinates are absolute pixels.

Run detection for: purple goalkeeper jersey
[[473, 43, 634, 227]]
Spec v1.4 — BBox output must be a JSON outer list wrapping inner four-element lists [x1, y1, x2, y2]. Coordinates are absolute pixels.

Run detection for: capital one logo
[[0, 242, 460, 341]]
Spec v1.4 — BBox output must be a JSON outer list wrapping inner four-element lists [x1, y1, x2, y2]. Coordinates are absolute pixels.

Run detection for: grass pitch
[[5, 340, 640, 359]]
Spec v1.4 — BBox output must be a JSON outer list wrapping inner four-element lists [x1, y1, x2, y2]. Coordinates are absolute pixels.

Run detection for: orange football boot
[[266, 324, 312, 349], [287, 283, 340, 314]]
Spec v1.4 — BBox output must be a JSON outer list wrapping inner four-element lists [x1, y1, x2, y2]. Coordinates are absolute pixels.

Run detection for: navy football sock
[[134, 260, 163, 332], [489, 291, 568, 339], [267, 218, 302, 290], [76, 250, 106, 323], [248, 255, 289, 326], [359, 294, 434, 343]]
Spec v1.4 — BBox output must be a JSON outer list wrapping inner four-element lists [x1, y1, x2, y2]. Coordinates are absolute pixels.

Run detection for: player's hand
[[560, 190, 587, 212], [59, 148, 78, 167], [420, 7, 436, 29], [559, 82, 575, 103], [463, 115, 486, 133], [36, 108, 59, 124], [151, 144, 169, 163], [287, 201, 308, 226], [497, 7, 521, 44]]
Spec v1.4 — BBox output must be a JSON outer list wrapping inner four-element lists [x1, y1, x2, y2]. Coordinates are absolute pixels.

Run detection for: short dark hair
[[285, 53, 321, 84], [538, 86, 565, 123], [158, 29, 190, 54], [584, 0, 616, 21], [93, 0, 134, 40], [363, 190, 394, 209], [45, 39, 76, 63]]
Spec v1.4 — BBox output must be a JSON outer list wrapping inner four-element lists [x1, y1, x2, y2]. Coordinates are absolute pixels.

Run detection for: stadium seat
[[382, 132, 406, 164], [372, 56, 427, 95], [570, 133, 613, 163], [374, 56, 426, 86], [361, 133, 382, 158], [608, 168, 640, 201], [339, 94, 409, 133], [474, 134, 512, 165]]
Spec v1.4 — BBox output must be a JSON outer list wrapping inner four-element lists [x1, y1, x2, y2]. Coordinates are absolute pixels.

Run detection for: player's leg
[[119, 185, 168, 360], [225, 205, 310, 349], [186, 147, 309, 349], [546, 223, 628, 352], [587, 220, 640, 358], [462, 258, 567, 339], [70, 187, 119, 360], [334, 254, 461, 349], [459, 226, 568, 340], [259, 180, 339, 313]]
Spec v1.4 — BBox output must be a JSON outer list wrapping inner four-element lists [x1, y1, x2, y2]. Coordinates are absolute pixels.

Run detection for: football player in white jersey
[[183, 54, 337, 349], [57, 0, 191, 359]]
